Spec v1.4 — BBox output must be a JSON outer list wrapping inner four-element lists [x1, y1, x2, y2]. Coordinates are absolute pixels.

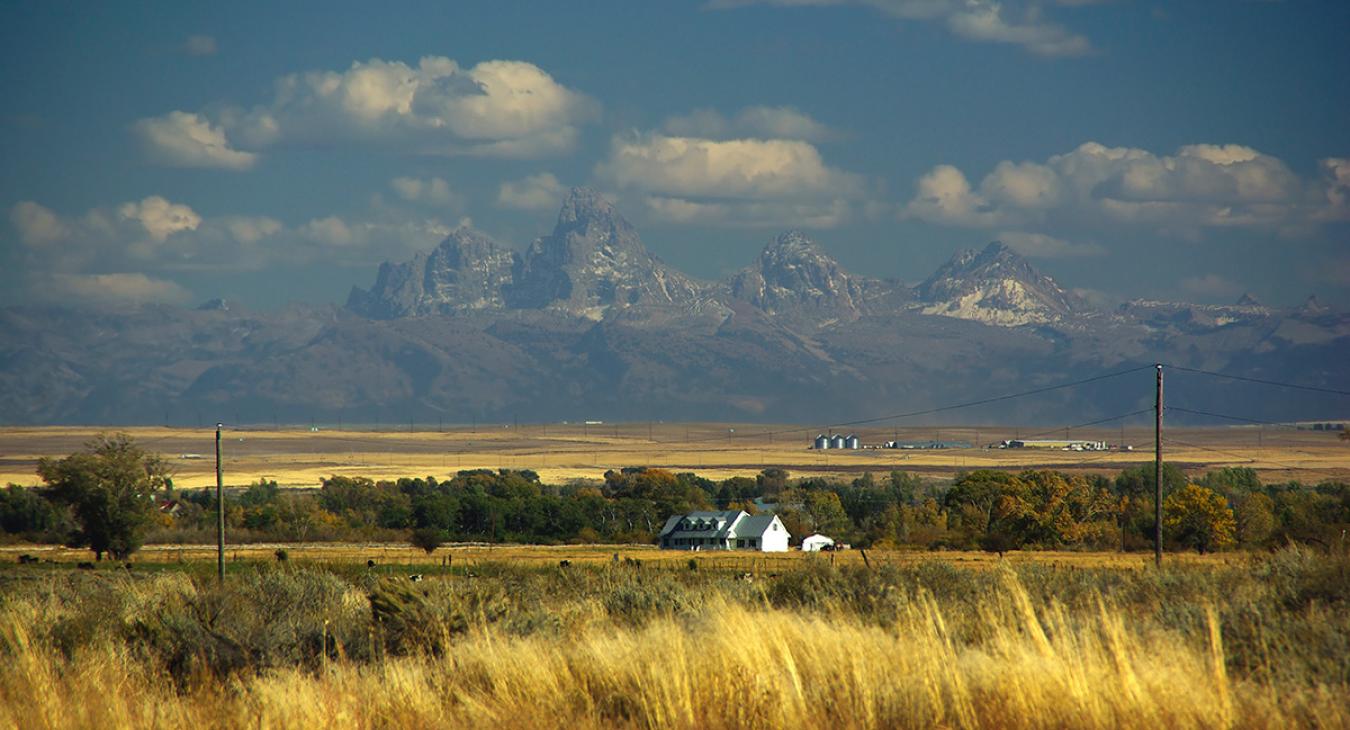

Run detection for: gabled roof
[[659, 510, 744, 539], [732, 514, 783, 539]]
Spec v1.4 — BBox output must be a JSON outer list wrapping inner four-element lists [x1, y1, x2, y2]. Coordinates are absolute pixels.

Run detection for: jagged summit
[[346, 225, 515, 318], [726, 230, 870, 323], [1235, 292, 1263, 307], [1299, 295, 1330, 316], [916, 241, 1084, 326], [509, 187, 711, 320]]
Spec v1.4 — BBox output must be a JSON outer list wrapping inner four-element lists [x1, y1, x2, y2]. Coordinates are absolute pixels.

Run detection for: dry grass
[[2, 423, 1346, 489], [0, 552, 1345, 729]]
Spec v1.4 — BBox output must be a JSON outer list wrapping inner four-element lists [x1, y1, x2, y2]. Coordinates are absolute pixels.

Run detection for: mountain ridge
[[1, 190, 1345, 426]]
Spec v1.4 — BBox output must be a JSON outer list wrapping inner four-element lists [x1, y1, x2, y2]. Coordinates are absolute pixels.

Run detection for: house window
[[750, 538, 758, 548], [772, 523, 778, 531], [736, 539, 745, 548]]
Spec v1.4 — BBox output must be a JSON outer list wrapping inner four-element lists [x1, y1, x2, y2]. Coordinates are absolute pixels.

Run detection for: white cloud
[[497, 172, 566, 211], [596, 132, 865, 227], [904, 142, 1347, 237], [390, 176, 456, 206], [40, 273, 192, 306], [662, 106, 832, 141], [182, 35, 217, 56], [10, 201, 68, 247], [118, 196, 202, 242], [133, 111, 257, 170], [136, 56, 597, 167], [996, 231, 1104, 258], [711, 0, 1093, 57], [8, 197, 449, 279], [599, 133, 860, 201]]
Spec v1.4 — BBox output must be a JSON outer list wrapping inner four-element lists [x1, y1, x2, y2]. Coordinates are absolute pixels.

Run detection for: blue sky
[[2, 0, 1347, 309]]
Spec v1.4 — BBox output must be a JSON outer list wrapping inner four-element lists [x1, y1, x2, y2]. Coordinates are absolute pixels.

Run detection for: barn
[[658, 510, 791, 552], [801, 534, 836, 552]]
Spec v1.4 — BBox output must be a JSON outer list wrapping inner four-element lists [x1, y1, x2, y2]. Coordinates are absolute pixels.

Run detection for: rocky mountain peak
[[916, 241, 1084, 326], [346, 225, 515, 318], [725, 230, 872, 324], [1235, 292, 1263, 307], [1298, 295, 1330, 317]]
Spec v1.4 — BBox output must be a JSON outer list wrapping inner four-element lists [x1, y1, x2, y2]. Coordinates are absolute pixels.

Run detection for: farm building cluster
[[658, 510, 790, 551], [996, 439, 1109, 451], [658, 511, 847, 553]]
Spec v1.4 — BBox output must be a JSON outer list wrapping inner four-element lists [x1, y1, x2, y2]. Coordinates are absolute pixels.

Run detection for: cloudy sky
[[2, 1, 1347, 309]]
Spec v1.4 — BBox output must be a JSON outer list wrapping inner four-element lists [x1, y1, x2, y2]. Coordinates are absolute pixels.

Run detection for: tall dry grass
[[0, 554, 1346, 729]]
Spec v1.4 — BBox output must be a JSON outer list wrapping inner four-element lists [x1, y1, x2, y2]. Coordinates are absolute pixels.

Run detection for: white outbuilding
[[801, 534, 836, 552], [658, 510, 791, 552]]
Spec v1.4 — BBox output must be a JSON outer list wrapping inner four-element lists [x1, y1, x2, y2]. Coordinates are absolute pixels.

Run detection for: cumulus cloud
[[996, 231, 1104, 258], [596, 131, 864, 227], [136, 56, 597, 167], [133, 111, 257, 170], [118, 196, 202, 242], [10, 201, 68, 247], [40, 273, 193, 306], [497, 172, 566, 211], [903, 142, 1348, 237], [662, 106, 832, 141], [599, 133, 860, 200], [710, 0, 1093, 57], [182, 35, 217, 56], [9, 197, 449, 282], [390, 176, 457, 206]]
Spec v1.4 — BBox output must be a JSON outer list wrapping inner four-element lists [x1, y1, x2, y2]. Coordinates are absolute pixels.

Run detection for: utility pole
[[1154, 363, 1163, 569], [215, 423, 225, 584]]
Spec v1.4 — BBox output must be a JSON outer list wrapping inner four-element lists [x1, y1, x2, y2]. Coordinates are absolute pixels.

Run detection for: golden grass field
[[0, 541, 1229, 572], [1, 422, 1346, 489], [0, 547, 1346, 729]]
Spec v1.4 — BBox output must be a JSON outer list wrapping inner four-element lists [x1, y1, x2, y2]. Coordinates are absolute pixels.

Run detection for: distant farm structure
[[999, 439, 1109, 451]]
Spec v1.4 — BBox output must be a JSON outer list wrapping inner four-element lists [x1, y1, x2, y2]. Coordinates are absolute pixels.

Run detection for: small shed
[[801, 534, 836, 552]]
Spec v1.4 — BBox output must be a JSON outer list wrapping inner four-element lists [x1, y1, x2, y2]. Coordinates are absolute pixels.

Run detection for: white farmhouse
[[658, 510, 790, 552], [801, 534, 835, 552]]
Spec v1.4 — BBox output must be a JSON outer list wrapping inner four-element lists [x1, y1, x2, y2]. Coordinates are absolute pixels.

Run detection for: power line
[[1163, 436, 1346, 483], [1166, 365, 1350, 398], [1166, 406, 1305, 431], [657, 364, 1155, 445]]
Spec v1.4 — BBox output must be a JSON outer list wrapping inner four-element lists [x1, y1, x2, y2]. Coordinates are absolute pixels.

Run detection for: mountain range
[[2, 188, 1346, 427]]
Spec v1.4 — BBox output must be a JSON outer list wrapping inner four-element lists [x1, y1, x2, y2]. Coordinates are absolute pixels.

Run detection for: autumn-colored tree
[[1163, 484, 1236, 553], [1234, 492, 1276, 547]]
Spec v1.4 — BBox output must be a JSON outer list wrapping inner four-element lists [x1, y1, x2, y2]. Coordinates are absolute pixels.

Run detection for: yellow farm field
[[0, 542, 1230, 573], [1, 422, 1346, 489]]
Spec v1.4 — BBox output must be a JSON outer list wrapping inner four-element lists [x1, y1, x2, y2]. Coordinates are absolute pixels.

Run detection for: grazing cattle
[[558, 560, 571, 568], [409, 574, 423, 582], [17, 554, 38, 565], [76, 562, 95, 570], [367, 559, 377, 568]]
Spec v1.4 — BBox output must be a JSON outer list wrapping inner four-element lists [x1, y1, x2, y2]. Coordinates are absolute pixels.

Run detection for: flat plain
[[1, 422, 1346, 489]]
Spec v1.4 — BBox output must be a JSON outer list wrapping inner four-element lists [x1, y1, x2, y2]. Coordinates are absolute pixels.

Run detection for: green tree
[[1163, 484, 1236, 554], [37, 434, 169, 561], [410, 527, 445, 554]]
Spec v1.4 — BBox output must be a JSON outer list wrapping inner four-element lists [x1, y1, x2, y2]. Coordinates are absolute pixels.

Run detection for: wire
[[1163, 437, 1347, 483], [656, 364, 1156, 445], [1166, 406, 1305, 431], [825, 365, 1156, 430], [990, 408, 1154, 444], [1166, 365, 1350, 398]]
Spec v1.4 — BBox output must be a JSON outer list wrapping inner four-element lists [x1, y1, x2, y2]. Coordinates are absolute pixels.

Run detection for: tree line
[[2, 435, 1348, 559]]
